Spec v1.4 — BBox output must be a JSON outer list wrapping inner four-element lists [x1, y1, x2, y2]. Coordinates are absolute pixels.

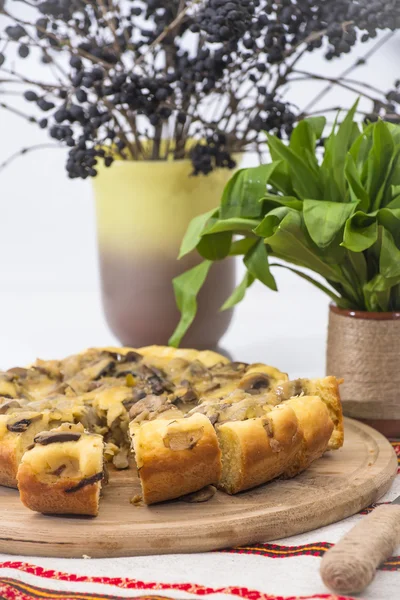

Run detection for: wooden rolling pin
[[320, 502, 400, 595]]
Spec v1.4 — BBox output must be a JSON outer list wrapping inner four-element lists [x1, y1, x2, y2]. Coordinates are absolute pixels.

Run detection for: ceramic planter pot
[[326, 304, 400, 437], [92, 159, 236, 350]]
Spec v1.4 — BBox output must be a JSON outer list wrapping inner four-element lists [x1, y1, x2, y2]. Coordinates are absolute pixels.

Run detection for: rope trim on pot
[[326, 308, 400, 420]]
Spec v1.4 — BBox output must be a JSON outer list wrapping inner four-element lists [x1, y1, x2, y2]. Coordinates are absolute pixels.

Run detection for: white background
[[0, 5, 399, 376]]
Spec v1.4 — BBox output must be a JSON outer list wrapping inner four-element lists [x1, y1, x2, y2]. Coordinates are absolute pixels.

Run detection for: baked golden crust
[[132, 413, 221, 504], [282, 396, 334, 477], [217, 404, 303, 494], [17, 466, 101, 516], [270, 376, 344, 450], [17, 424, 104, 516], [217, 395, 334, 495], [302, 377, 343, 450], [0, 438, 20, 488]]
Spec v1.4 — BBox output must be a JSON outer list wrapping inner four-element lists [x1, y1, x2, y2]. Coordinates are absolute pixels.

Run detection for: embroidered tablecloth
[[1, 442, 400, 600]]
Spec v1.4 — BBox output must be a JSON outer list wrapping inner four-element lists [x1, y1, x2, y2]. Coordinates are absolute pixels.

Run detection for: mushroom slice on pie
[[268, 376, 344, 450], [0, 410, 58, 488]]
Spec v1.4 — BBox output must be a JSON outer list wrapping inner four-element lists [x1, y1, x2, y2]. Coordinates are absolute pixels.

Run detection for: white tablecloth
[[0, 444, 399, 600]]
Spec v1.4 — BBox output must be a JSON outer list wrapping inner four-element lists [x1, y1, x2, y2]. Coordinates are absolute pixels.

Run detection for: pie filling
[[21, 423, 104, 486], [0, 348, 290, 467]]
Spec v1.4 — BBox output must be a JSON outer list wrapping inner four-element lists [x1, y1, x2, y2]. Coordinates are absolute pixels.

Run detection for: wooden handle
[[320, 504, 400, 595]]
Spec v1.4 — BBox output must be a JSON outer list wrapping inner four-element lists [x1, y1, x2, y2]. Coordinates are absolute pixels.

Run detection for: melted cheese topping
[[21, 433, 103, 478], [0, 346, 289, 457]]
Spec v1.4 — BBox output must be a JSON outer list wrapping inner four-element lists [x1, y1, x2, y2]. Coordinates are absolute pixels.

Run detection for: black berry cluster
[[190, 134, 237, 176], [250, 96, 296, 138], [195, 0, 257, 43], [0, 0, 399, 178]]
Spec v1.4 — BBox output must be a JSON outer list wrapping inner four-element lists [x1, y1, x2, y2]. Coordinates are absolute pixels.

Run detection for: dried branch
[[0, 101, 37, 123], [0, 143, 60, 172], [301, 32, 395, 114], [136, 0, 198, 66], [0, 1, 398, 177], [294, 69, 382, 104]]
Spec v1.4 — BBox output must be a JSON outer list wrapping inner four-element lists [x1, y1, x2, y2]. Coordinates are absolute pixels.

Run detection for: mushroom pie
[[0, 346, 343, 515]]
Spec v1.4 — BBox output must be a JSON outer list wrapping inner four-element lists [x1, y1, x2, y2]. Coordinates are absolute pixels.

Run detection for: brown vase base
[[356, 418, 400, 439]]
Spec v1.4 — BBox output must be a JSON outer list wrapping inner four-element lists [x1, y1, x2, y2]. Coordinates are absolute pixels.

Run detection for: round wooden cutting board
[[0, 418, 397, 558]]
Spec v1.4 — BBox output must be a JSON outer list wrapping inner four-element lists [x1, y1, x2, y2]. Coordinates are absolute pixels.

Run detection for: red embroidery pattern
[[0, 564, 358, 600], [0, 576, 357, 600], [222, 542, 332, 558], [391, 441, 400, 473], [0, 578, 169, 600], [220, 542, 400, 570], [359, 501, 391, 514]]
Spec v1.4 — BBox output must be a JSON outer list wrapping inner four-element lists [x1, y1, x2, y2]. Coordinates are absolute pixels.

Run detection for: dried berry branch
[[0, 0, 399, 178], [301, 32, 396, 114], [0, 143, 60, 171]]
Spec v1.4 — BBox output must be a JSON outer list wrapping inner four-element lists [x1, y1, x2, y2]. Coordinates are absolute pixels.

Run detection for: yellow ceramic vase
[[92, 159, 236, 349]]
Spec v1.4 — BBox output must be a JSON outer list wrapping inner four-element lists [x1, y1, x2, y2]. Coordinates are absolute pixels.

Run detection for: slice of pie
[[131, 413, 221, 505], [17, 423, 104, 516], [216, 394, 334, 494], [0, 345, 343, 514]]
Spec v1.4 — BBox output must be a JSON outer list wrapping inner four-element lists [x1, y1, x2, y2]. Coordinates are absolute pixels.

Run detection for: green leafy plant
[[169, 102, 400, 347]]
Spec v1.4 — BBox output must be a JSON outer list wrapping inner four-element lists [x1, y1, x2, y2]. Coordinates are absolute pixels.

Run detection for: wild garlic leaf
[[229, 237, 258, 256], [320, 166, 343, 203], [304, 115, 326, 139], [380, 228, 400, 278], [269, 262, 351, 308], [262, 209, 345, 283], [169, 260, 212, 348], [262, 193, 303, 211], [220, 272, 255, 311], [266, 160, 295, 196], [365, 273, 400, 292], [323, 100, 360, 198], [373, 120, 395, 175], [367, 121, 395, 210], [289, 120, 319, 171], [172, 107, 400, 325], [203, 217, 260, 234], [390, 284, 400, 310], [266, 133, 321, 199], [196, 231, 232, 261], [255, 206, 291, 238], [345, 250, 368, 286], [243, 239, 277, 291], [342, 211, 378, 252], [391, 184, 400, 197], [364, 287, 391, 311], [178, 207, 218, 259], [303, 199, 358, 248], [382, 147, 400, 206], [364, 272, 400, 311], [345, 153, 370, 211], [220, 164, 280, 219], [378, 207, 400, 246], [387, 195, 400, 209], [349, 123, 374, 173], [385, 122, 400, 145]]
